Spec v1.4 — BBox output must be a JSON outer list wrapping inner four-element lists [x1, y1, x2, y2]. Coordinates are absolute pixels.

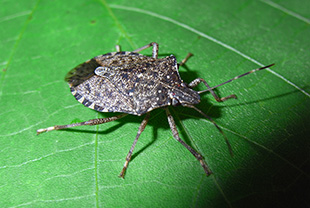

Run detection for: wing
[[66, 52, 185, 115], [69, 75, 137, 114]]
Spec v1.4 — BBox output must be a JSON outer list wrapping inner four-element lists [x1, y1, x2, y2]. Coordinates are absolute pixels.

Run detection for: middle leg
[[119, 113, 151, 178]]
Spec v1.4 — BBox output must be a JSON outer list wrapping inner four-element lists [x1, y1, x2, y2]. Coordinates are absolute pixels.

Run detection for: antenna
[[198, 64, 275, 94]]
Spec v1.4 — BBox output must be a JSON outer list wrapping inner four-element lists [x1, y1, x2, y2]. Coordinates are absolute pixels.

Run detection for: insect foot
[[37, 42, 274, 178]]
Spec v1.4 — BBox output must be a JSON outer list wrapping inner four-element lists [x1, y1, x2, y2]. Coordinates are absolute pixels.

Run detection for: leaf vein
[[0, 142, 94, 169], [261, 0, 310, 24]]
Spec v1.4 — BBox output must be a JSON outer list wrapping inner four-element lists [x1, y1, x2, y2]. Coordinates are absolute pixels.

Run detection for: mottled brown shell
[[65, 51, 200, 116]]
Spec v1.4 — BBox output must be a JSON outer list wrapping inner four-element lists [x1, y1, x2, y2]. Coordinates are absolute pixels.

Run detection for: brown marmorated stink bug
[[37, 42, 274, 178]]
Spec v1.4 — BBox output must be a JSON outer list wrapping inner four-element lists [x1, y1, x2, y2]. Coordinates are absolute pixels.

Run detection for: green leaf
[[1, 0, 309, 207]]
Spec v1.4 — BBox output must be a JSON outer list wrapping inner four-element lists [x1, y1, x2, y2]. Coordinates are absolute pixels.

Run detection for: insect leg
[[188, 78, 236, 102], [132, 42, 159, 59], [115, 45, 121, 52], [119, 113, 151, 178], [165, 108, 212, 176], [178, 53, 193, 66], [36, 114, 127, 135], [183, 104, 233, 157]]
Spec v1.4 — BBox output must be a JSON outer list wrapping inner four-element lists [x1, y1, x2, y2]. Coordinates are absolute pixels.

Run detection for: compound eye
[[181, 82, 187, 87]]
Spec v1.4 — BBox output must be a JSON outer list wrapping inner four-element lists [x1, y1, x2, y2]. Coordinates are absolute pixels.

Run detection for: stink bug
[[37, 42, 274, 178]]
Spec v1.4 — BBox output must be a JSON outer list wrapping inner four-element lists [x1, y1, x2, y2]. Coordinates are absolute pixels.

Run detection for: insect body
[[66, 52, 199, 116], [37, 42, 274, 178]]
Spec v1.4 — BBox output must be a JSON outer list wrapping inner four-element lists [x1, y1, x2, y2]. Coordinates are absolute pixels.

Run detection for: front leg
[[188, 78, 237, 102], [165, 108, 212, 176]]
